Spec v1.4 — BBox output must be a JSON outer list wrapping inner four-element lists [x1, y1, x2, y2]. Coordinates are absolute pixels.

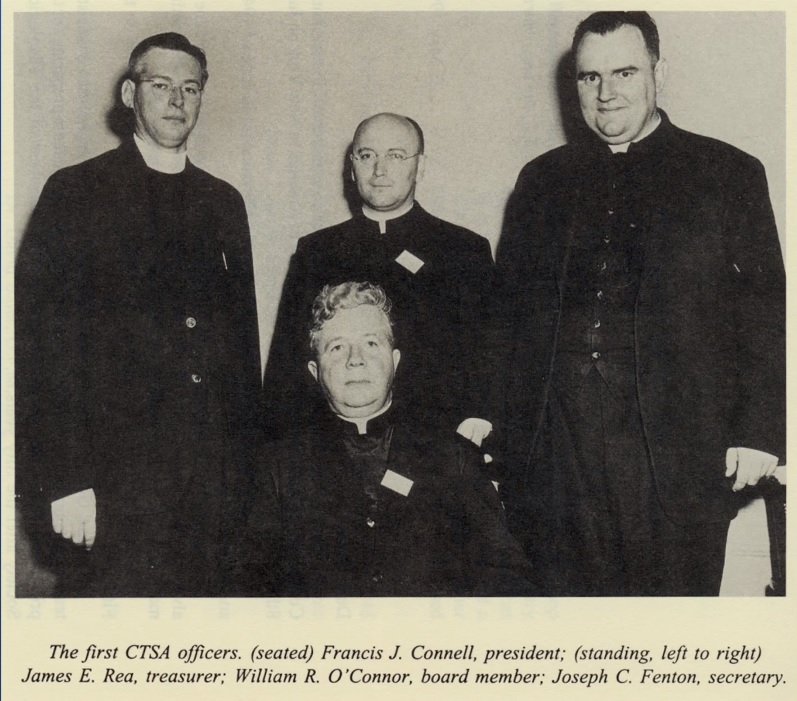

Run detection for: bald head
[[353, 113, 424, 155], [350, 113, 426, 212]]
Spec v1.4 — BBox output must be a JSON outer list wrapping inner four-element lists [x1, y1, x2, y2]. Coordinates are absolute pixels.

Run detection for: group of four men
[[16, 12, 784, 597]]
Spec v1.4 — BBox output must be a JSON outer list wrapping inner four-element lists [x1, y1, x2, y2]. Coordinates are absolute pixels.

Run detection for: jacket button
[[185, 317, 197, 328], [372, 574, 383, 583], [593, 320, 601, 328], [191, 374, 202, 383], [366, 518, 375, 528], [591, 351, 601, 360]]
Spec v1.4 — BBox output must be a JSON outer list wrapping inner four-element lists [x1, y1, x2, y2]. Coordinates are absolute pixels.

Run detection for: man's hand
[[457, 418, 493, 448], [51, 488, 96, 549], [725, 447, 779, 492]]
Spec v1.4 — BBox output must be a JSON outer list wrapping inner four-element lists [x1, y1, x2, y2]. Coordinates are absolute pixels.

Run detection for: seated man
[[241, 282, 531, 597]]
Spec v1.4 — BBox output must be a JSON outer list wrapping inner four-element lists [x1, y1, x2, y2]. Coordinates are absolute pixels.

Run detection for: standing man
[[493, 12, 784, 596], [263, 113, 493, 443], [15, 33, 261, 596]]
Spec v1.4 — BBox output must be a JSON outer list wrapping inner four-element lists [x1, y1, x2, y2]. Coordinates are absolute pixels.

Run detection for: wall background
[[14, 11, 786, 367]]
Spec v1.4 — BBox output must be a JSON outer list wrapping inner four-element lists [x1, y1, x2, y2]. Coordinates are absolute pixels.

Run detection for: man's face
[[308, 305, 401, 418], [575, 24, 666, 145], [351, 115, 425, 212], [121, 47, 203, 153]]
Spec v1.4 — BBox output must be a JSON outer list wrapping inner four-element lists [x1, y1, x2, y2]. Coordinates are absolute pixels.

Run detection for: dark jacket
[[262, 204, 494, 438], [240, 407, 533, 596], [15, 140, 261, 595], [493, 112, 785, 525]]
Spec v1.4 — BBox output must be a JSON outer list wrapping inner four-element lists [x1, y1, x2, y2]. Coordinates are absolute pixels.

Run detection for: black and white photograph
[[3, 4, 794, 700]]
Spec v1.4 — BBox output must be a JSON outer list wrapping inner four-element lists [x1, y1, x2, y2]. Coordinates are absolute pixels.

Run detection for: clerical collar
[[336, 399, 393, 435], [609, 111, 662, 154], [133, 133, 187, 174], [362, 201, 415, 234]]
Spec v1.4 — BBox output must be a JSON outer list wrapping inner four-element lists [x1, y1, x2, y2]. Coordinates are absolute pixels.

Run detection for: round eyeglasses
[[351, 150, 421, 165]]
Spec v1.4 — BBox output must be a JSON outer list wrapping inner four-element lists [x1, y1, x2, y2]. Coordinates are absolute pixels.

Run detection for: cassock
[[238, 404, 533, 597], [15, 139, 262, 597], [262, 204, 493, 438], [492, 111, 785, 596]]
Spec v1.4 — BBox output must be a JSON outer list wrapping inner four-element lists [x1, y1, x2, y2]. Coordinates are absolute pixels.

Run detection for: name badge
[[381, 469, 414, 497], [395, 250, 424, 274]]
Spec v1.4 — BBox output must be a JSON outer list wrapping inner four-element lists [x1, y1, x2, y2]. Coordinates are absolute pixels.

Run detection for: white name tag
[[381, 469, 414, 497], [395, 250, 424, 274]]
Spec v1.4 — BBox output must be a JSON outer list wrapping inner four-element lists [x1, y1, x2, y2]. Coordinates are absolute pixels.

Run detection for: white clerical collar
[[337, 398, 392, 435], [133, 133, 187, 174], [609, 111, 662, 154], [362, 200, 415, 234]]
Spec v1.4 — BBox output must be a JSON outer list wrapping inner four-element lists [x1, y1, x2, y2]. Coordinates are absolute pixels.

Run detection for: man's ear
[[415, 154, 426, 183], [654, 58, 668, 95], [307, 359, 319, 382], [121, 79, 136, 109], [392, 348, 401, 373]]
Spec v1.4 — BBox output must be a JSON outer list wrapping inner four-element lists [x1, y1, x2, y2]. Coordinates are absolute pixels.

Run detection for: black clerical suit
[[493, 112, 785, 596], [262, 204, 493, 438], [15, 139, 261, 597], [240, 406, 533, 597]]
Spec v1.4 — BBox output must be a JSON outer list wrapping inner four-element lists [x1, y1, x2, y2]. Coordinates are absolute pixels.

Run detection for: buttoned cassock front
[[492, 113, 784, 593], [238, 408, 533, 597], [15, 140, 262, 596]]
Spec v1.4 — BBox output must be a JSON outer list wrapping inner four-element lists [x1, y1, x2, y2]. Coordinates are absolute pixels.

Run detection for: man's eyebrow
[[354, 147, 409, 153], [144, 74, 201, 85], [322, 335, 344, 350], [577, 66, 639, 80]]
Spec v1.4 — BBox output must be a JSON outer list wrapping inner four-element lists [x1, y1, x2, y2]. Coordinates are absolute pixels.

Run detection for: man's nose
[[169, 86, 185, 107], [373, 155, 387, 177], [346, 345, 366, 367], [598, 77, 616, 102]]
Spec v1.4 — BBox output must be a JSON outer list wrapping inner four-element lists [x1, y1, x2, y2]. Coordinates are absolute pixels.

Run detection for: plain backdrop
[[14, 11, 786, 368]]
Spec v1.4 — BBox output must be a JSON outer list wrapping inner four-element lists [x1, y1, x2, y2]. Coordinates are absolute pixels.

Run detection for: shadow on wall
[[556, 49, 593, 145], [496, 49, 588, 259], [15, 69, 131, 265], [106, 70, 136, 140], [341, 141, 360, 218]]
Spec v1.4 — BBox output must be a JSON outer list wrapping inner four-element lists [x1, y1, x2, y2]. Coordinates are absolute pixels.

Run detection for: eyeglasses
[[350, 150, 421, 165], [138, 78, 203, 103]]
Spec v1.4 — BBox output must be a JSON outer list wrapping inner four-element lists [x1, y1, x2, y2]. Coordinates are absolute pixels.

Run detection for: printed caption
[[17, 642, 786, 689]]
